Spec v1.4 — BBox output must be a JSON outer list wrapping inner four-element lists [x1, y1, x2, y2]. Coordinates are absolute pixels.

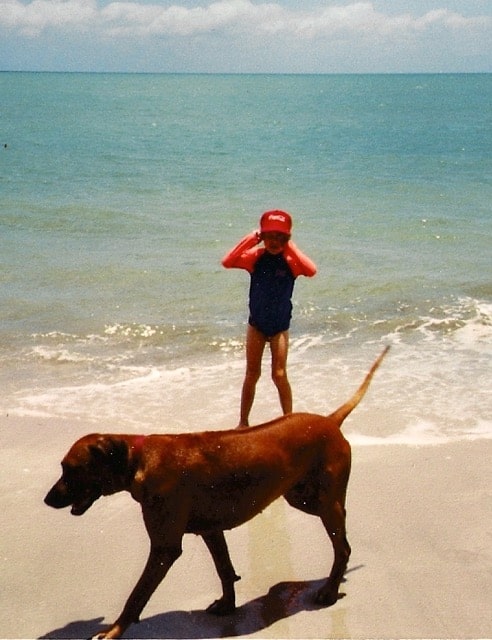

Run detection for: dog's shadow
[[39, 572, 358, 639]]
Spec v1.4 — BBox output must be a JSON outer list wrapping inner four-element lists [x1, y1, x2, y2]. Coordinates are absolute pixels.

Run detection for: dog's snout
[[45, 480, 72, 509]]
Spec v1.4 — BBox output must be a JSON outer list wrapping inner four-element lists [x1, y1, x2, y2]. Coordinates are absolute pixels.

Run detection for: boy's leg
[[270, 330, 292, 415], [239, 324, 267, 427]]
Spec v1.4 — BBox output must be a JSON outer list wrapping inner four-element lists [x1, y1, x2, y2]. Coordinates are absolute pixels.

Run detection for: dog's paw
[[314, 588, 339, 607], [206, 598, 236, 616], [89, 624, 124, 639]]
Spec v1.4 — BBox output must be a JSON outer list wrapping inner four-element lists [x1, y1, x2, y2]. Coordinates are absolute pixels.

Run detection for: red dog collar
[[131, 435, 147, 454]]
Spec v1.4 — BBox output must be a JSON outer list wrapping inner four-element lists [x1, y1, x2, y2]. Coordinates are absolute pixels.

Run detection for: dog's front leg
[[202, 531, 241, 616], [92, 543, 182, 639]]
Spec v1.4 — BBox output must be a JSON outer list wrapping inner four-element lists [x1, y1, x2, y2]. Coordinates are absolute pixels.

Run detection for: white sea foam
[[452, 300, 492, 353], [104, 323, 163, 339], [349, 419, 492, 447], [7, 332, 492, 446], [5, 295, 489, 443], [30, 345, 94, 365]]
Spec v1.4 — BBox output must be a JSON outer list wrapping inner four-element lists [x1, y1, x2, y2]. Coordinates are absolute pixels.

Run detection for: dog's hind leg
[[202, 530, 241, 616], [315, 485, 351, 606]]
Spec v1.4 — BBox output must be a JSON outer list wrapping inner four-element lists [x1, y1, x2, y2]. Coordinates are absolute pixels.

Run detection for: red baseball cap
[[260, 210, 292, 235]]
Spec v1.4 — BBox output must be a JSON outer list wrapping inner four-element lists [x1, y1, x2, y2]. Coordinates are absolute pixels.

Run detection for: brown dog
[[45, 346, 389, 639]]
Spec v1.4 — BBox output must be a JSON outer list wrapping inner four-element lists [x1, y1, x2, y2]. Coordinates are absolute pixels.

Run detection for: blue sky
[[1, 0, 491, 72]]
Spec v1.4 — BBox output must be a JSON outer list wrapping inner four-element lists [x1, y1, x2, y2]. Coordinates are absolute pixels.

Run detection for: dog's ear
[[89, 437, 130, 476]]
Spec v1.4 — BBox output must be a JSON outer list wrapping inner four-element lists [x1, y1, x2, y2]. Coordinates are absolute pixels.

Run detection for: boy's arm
[[283, 241, 317, 277], [221, 231, 262, 272]]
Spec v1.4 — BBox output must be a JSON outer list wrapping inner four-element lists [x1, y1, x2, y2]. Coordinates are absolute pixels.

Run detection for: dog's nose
[[45, 482, 71, 509], [44, 490, 58, 507]]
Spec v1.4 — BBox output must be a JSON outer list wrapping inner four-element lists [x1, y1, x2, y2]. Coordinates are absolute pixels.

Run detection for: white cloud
[[100, 0, 278, 37], [1, 0, 490, 39], [1, 0, 97, 36], [2, 0, 490, 72]]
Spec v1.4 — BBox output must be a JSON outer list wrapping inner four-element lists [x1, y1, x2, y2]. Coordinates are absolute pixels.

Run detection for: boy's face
[[261, 232, 290, 255]]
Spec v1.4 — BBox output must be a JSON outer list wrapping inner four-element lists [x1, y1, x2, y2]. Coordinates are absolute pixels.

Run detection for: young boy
[[222, 210, 317, 427]]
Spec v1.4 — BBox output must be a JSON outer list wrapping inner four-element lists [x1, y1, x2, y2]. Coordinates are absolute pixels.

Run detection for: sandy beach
[[0, 414, 490, 640]]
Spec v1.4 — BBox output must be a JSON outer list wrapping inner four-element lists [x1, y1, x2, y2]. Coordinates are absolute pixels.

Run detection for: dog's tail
[[330, 345, 390, 426]]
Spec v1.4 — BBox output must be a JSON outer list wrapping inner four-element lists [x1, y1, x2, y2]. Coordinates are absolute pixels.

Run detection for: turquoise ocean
[[1, 72, 491, 443]]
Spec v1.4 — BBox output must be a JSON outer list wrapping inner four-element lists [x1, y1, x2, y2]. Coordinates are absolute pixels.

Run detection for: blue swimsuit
[[248, 251, 295, 338]]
